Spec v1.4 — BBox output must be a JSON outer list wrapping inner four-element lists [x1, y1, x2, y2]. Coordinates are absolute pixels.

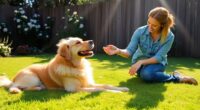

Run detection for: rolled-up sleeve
[[126, 28, 141, 56], [153, 34, 174, 63]]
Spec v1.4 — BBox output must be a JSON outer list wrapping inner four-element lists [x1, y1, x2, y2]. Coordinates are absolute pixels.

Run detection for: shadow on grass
[[4, 90, 103, 106], [80, 92, 102, 100], [20, 90, 67, 101], [119, 78, 166, 109], [167, 57, 200, 73], [4, 90, 69, 105]]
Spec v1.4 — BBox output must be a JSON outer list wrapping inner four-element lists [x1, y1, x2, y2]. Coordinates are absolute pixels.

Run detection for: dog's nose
[[88, 40, 94, 45], [88, 40, 94, 49]]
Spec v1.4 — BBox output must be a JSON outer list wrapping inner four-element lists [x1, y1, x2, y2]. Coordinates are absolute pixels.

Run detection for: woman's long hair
[[148, 7, 175, 43]]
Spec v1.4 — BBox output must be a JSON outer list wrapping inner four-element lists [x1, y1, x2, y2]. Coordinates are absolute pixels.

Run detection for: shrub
[[60, 9, 88, 40], [0, 22, 11, 37], [9, 0, 37, 7], [15, 45, 42, 55], [38, 16, 54, 43], [43, 0, 97, 7], [13, 7, 54, 50], [0, 37, 12, 57], [13, 7, 29, 36]]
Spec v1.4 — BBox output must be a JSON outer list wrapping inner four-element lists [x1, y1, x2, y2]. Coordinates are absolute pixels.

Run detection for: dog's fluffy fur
[[0, 37, 129, 93]]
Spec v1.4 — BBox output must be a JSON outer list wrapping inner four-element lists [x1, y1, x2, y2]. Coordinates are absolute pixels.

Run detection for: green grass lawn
[[0, 54, 200, 110]]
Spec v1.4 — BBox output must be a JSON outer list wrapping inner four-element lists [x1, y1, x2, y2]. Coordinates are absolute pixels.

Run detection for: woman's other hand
[[129, 60, 143, 76]]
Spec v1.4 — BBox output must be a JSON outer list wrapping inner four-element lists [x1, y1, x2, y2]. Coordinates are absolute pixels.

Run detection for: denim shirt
[[126, 25, 174, 66]]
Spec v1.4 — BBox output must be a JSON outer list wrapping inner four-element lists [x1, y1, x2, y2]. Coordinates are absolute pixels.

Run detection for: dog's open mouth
[[78, 50, 94, 56], [78, 41, 94, 57]]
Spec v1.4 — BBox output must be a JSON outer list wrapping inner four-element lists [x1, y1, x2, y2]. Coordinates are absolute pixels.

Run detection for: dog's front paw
[[65, 87, 77, 92], [34, 86, 45, 90], [9, 87, 22, 94]]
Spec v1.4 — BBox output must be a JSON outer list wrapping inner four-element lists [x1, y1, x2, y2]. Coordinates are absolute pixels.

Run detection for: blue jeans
[[137, 63, 180, 83]]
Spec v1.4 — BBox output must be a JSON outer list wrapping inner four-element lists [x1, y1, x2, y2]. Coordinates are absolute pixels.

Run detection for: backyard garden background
[[0, 0, 200, 110], [0, 0, 200, 57]]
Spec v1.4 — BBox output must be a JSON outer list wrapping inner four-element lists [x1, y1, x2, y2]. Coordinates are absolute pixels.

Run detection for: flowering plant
[[0, 37, 12, 57], [13, 7, 54, 50], [13, 7, 29, 35], [9, 0, 38, 7], [0, 22, 11, 37], [60, 9, 87, 39], [38, 16, 54, 42]]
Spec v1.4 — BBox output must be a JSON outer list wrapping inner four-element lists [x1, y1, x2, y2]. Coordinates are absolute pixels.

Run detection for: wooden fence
[[74, 0, 200, 57], [0, 0, 200, 57]]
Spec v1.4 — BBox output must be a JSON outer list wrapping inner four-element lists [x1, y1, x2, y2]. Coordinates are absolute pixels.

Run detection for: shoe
[[173, 71, 198, 85]]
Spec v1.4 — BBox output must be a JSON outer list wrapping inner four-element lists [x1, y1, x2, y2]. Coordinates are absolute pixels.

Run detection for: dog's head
[[57, 37, 94, 60]]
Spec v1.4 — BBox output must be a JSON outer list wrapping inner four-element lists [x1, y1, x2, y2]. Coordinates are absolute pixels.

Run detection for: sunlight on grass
[[0, 54, 200, 110]]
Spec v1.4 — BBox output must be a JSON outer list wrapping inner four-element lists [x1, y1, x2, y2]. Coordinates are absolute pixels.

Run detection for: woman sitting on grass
[[103, 7, 198, 85]]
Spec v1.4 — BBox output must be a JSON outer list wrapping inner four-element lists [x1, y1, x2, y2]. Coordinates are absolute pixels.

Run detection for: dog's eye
[[76, 41, 81, 45]]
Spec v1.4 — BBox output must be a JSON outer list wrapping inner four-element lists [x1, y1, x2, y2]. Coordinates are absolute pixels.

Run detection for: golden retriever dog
[[0, 37, 129, 93]]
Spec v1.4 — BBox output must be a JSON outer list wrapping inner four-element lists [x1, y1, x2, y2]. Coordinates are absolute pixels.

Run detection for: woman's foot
[[173, 71, 198, 85]]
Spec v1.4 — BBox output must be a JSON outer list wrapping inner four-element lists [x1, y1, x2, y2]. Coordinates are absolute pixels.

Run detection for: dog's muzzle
[[78, 40, 94, 57]]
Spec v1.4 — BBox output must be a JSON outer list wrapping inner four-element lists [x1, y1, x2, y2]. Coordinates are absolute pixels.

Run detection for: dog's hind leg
[[23, 85, 46, 91], [9, 71, 44, 93]]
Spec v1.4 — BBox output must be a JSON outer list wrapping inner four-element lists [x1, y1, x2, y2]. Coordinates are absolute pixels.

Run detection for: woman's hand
[[103, 45, 119, 55], [129, 60, 143, 76]]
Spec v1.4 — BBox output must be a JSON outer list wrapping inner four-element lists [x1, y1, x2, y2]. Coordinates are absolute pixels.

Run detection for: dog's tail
[[0, 74, 12, 88]]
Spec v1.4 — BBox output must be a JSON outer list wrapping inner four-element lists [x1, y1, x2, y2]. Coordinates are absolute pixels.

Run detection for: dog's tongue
[[82, 50, 93, 54], [78, 50, 93, 56], [81, 50, 89, 54]]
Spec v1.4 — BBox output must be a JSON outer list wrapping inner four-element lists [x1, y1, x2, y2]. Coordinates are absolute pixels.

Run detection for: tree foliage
[[1, 0, 99, 7]]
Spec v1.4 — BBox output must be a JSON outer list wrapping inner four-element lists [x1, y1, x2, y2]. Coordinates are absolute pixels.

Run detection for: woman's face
[[147, 17, 161, 34]]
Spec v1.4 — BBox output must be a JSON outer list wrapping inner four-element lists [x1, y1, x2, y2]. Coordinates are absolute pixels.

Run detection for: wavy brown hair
[[148, 7, 175, 43]]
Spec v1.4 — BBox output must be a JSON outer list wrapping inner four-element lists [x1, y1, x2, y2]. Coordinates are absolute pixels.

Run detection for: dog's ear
[[57, 39, 71, 60]]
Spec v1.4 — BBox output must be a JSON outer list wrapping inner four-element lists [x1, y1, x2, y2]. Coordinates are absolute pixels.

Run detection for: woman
[[103, 7, 198, 85]]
